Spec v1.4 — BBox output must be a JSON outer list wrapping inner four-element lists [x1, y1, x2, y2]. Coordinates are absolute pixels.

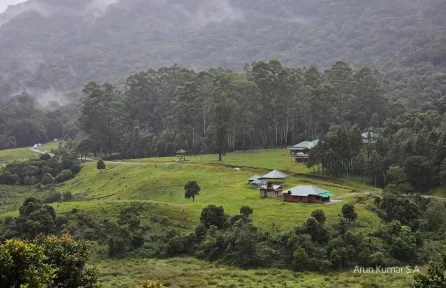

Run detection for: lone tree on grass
[[97, 160, 106, 172], [184, 180, 200, 202]]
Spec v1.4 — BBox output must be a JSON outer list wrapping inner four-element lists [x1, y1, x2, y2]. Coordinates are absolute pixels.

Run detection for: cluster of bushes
[[44, 191, 74, 203], [2, 188, 446, 276], [100, 194, 444, 272], [0, 151, 80, 186]]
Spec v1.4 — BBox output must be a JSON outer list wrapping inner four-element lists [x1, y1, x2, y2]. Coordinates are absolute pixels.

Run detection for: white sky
[[0, 0, 26, 13]]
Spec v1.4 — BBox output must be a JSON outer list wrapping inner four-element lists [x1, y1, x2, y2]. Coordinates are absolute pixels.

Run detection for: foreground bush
[[0, 234, 98, 288]]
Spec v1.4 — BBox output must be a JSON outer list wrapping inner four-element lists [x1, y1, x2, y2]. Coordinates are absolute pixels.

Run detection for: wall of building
[[283, 194, 324, 203]]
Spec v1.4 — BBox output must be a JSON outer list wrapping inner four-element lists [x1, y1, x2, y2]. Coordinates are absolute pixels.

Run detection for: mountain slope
[[0, 0, 445, 104]]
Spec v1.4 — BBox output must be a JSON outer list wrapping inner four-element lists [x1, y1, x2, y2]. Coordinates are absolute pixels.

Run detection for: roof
[[251, 179, 264, 185], [176, 149, 186, 154], [361, 132, 378, 144], [260, 184, 282, 191], [282, 185, 333, 197], [318, 192, 333, 197], [290, 139, 319, 150], [259, 170, 288, 179], [248, 175, 261, 181], [361, 132, 378, 139]]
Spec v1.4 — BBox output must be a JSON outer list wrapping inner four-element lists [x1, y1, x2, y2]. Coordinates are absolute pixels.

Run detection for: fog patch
[[193, 0, 243, 27], [87, 0, 120, 18], [0, 0, 121, 26]]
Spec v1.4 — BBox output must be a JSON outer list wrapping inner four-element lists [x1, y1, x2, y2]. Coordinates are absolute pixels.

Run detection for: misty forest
[[1, 0, 446, 287]]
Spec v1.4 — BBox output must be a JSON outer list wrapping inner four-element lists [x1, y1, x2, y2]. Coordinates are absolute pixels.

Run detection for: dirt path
[[30, 146, 148, 165]]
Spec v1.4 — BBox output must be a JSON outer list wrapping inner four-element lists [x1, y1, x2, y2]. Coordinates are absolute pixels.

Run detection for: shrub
[[240, 206, 253, 216], [56, 215, 68, 228], [132, 281, 166, 288], [40, 153, 52, 161], [0, 238, 55, 287], [63, 191, 74, 201], [44, 192, 62, 203], [200, 205, 226, 229], [311, 209, 326, 224], [55, 169, 73, 183], [341, 204, 357, 221], [62, 153, 81, 173], [108, 234, 130, 258], [97, 160, 106, 171], [34, 234, 98, 287], [3, 216, 13, 225], [41, 173, 55, 185]]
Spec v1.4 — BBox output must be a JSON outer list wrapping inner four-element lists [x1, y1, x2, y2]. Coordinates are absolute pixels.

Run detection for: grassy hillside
[[0, 141, 62, 165], [130, 149, 380, 191], [96, 258, 414, 288], [0, 148, 382, 232], [48, 160, 381, 232], [0, 147, 37, 164]]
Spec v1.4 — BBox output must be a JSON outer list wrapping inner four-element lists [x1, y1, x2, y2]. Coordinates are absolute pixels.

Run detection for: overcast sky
[[0, 0, 26, 13]]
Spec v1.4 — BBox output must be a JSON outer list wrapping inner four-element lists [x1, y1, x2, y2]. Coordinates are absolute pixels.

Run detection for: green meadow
[[95, 257, 414, 288], [0, 147, 37, 164], [0, 141, 61, 165], [0, 147, 384, 232], [46, 160, 382, 232]]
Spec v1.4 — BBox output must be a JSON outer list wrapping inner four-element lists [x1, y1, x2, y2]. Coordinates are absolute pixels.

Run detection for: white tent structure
[[259, 170, 288, 179]]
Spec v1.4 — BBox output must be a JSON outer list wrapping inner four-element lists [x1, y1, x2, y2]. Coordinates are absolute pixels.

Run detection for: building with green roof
[[176, 149, 186, 161], [282, 185, 333, 203], [288, 139, 319, 164]]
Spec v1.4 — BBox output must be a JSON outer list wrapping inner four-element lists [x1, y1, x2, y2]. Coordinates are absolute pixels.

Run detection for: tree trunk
[[203, 108, 206, 135], [219, 153, 222, 161]]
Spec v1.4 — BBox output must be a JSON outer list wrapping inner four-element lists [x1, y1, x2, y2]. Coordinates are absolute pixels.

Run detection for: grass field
[[95, 257, 414, 288], [46, 160, 383, 232], [0, 147, 37, 164], [0, 141, 62, 165], [42, 141, 63, 151], [128, 149, 381, 191], [429, 186, 446, 198], [0, 147, 383, 232]]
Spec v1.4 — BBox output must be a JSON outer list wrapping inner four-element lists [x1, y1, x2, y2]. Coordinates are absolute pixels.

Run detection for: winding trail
[[30, 145, 145, 165]]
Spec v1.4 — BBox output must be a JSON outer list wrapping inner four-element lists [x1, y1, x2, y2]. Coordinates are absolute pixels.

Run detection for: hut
[[248, 175, 261, 185], [258, 170, 288, 197], [176, 149, 186, 162], [282, 185, 333, 203], [288, 140, 319, 164], [362, 132, 378, 144]]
